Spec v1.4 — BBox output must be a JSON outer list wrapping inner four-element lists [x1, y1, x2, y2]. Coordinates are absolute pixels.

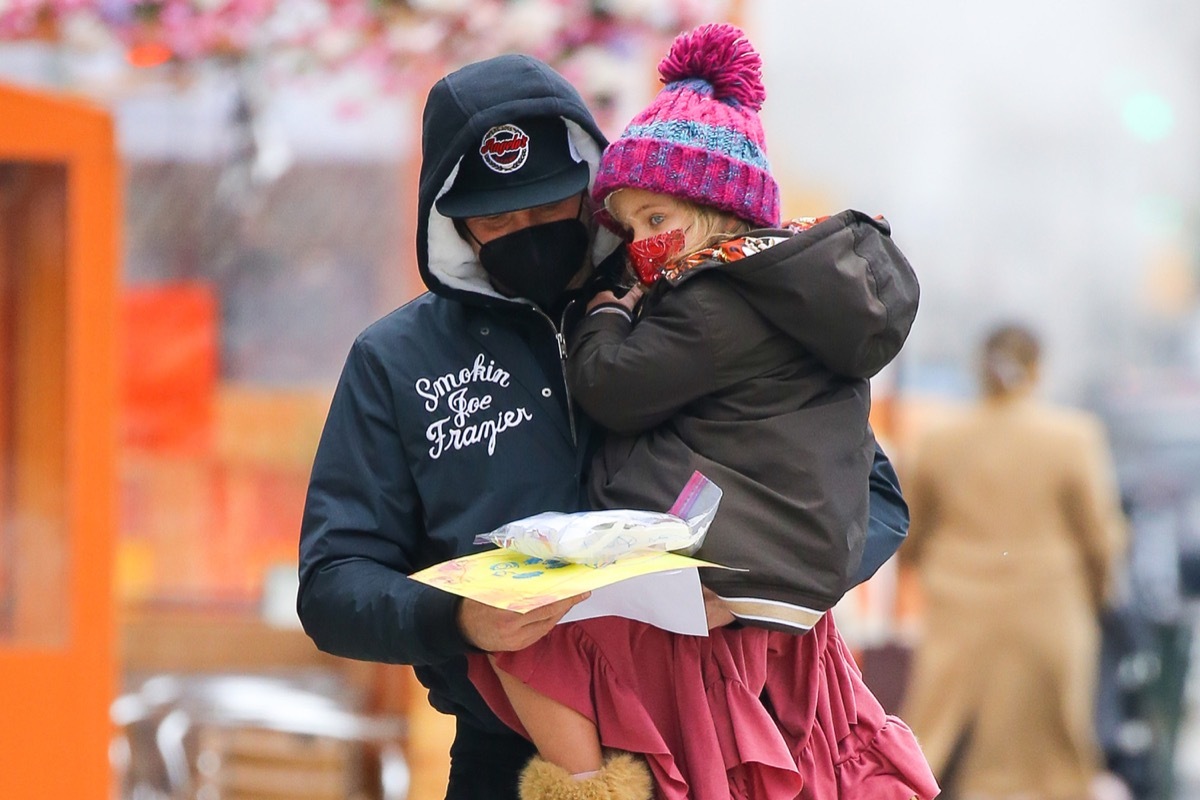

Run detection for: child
[[468, 23, 937, 800]]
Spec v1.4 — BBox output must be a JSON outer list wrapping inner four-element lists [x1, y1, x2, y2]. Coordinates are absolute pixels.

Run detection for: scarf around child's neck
[[660, 217, 831, 283]]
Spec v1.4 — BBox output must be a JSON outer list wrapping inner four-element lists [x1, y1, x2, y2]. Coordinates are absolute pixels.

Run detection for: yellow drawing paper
[[410, 547, 721, 613]]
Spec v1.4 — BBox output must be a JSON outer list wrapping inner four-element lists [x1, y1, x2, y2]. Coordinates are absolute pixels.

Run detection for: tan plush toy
[[518, 751, 653, 800]]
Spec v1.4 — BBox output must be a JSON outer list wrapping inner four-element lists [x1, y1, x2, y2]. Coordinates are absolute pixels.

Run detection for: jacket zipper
[[534, 305, 577, 446]]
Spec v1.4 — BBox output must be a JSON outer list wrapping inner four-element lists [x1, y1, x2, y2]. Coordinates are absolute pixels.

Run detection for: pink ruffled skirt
[[468, 614, 937, 799]]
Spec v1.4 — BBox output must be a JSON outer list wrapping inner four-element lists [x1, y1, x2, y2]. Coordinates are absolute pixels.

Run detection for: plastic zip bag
[[474, 472, 722, 567]]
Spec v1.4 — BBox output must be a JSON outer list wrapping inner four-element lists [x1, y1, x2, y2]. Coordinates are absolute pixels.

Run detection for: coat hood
[[417, 54, 622, 306], [686, 210, 919, 378]]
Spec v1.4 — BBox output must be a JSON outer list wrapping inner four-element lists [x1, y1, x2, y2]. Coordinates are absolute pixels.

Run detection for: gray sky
[[747, 0, 1200, 402]]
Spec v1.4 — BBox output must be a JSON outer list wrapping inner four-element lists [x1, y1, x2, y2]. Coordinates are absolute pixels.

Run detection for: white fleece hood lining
[[426, 118, 622, 300]]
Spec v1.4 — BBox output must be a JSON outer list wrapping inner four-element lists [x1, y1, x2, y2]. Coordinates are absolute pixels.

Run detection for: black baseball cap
[[436, 115, 590, 218]]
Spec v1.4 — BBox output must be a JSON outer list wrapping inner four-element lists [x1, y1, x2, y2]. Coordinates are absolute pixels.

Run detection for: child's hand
[[702, 587, 736, 629], [587, 284, 644, 314]]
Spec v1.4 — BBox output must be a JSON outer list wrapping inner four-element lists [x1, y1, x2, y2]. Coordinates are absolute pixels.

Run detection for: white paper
[[558, 567, 709, 636]]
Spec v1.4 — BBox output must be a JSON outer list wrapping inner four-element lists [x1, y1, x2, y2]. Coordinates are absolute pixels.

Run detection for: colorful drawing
[[410, 546, 721, 613]]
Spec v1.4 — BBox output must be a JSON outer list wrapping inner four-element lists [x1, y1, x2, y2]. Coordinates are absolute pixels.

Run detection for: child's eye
[[649, 213, 666, 226]]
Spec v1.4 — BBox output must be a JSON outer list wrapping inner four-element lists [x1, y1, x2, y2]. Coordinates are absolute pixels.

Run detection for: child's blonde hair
[[603, 191, 751, 266]]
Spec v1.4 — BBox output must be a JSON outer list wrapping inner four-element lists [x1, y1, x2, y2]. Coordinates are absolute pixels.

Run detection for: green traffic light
[[1122, 92, 1174, 142]]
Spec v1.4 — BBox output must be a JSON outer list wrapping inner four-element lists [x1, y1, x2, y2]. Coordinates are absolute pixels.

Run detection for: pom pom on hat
[[658, 23, 765, 111], [593, 23, 781, 229]]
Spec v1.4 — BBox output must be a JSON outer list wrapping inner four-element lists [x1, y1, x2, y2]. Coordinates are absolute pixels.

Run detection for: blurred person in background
[[1097, 477, 1198, 799], [900, 323, 1128, 800], [298, 51, 913, 800]]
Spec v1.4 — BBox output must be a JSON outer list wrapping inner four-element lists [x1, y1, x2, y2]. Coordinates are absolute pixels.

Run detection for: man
[[298, 53, 912, 800]]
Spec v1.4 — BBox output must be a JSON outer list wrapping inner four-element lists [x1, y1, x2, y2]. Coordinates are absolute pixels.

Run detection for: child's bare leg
[[488, 655, 603, 775]]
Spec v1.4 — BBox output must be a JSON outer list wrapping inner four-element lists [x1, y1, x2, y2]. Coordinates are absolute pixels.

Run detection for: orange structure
[[0, 82, 120, 797]]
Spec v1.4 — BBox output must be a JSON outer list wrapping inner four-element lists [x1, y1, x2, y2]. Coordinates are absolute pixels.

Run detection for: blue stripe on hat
[[620, 120, 770, 171]]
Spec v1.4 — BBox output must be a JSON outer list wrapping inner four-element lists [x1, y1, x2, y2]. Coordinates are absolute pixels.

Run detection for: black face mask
[[477, 218, 591, 311]]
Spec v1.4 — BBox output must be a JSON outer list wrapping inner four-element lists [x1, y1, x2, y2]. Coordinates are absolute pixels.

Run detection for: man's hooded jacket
[[299, 55, 621, 732]]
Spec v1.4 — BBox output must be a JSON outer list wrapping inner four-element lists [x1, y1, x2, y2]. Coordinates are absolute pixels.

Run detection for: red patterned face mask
[[627, 228, 686, 285]]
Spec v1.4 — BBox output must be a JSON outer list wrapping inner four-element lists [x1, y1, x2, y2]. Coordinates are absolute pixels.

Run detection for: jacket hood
[[688, 210, 919, 378], [417, 54, 622, 306]]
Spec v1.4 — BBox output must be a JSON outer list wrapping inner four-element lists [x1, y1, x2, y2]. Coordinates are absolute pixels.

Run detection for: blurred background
[[0, 0, 1197, 798]]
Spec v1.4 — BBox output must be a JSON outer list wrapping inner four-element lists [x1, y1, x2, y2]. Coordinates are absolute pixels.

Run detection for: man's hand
[[703, 587, 735, 629], [458, 593, 591, 652]]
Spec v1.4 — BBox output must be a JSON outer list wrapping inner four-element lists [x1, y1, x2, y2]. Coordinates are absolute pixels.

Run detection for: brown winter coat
[[900, 396, 1127, 799], [567, 211, 919, 632]]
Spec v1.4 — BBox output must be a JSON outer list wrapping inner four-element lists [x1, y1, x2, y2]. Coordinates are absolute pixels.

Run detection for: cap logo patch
[[479, 124, 530, 174]]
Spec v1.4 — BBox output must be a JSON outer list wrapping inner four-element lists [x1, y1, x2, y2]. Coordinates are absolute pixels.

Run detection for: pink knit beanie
[[593, 23, 780, 229]]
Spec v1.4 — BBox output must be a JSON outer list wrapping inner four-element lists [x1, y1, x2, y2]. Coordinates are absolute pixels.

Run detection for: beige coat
[[900, 396, 1126, 800]]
